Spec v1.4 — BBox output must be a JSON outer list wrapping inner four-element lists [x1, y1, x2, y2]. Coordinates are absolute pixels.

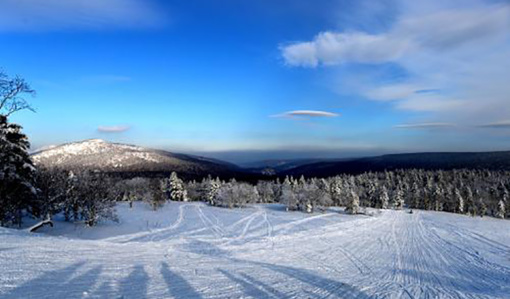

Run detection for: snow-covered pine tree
[[257, 181, 275, 203], [330, 177, 343, 206], [346, 189, 360, 214], [366, 179, 377, 208], [185, 180, 202, 202], [294, 177, 308, 212], [476, 189, 488, 217], [169, 172, 188, 202], [496, 200, 506, 219], [206, 177, 221, 206], [454, 188, 464, 214], [216, 180, 257, 208], [465, 186, 476, 216], [432, 185, 443, 212], [280, 176, 298, 211], [393, 186, 405, 210], [0, 115, 37, 226], [379, 185, 389, 209], [316, 178, 333, 209], [410, 182, 421, 209]]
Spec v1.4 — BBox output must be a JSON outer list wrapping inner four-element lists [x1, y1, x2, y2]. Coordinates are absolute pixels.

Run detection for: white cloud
[[282, 31, 409, 66], [395, 95, 463, 112], [479, 120, 510, 128], [281, 42, 318, 67], [394, 123, 455, 129], [282, 4, 509, 67], [271, 110, 339, 119], [97, 125, 130, 133], [281, 1, 510, 120], [364, 84, 418, 101], [0, 0, 165, 31]]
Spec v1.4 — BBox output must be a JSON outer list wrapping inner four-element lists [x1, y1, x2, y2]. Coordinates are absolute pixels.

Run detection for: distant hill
[[281, 151, 510, 178], [32, 141, 510, 180], [242, 158, 351, 175], [31, 139, 254, 181]]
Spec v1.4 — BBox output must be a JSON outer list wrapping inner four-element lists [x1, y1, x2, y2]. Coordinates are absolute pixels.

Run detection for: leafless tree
[[0, 71, 35, 117]]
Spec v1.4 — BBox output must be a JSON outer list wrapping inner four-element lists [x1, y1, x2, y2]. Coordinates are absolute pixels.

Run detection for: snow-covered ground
[[1, 202, 509, 298]]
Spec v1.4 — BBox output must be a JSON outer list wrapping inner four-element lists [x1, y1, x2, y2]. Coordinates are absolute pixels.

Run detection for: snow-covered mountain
[[31, 139, 241, 179]]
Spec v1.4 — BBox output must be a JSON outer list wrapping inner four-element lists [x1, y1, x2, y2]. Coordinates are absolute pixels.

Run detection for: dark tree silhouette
[[0, 71, 35, 117]]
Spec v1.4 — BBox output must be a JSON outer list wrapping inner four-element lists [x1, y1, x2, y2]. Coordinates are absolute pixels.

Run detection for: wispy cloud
[[97, 125, 131, 133], [281, 4, 508, 67], [271, 110, 340, 119], [280, 1, 510, 120], [394, 123, 455, 129], [478, 121, 510, 128], [0, 0, 166, 32]]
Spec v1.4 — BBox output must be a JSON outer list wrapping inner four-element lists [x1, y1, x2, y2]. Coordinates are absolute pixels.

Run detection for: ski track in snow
[[1, 202, 509, 299]]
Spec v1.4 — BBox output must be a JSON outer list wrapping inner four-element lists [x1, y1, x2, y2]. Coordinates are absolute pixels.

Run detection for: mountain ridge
[[280, 151, 510, 177], [31, 139, 248, 180]]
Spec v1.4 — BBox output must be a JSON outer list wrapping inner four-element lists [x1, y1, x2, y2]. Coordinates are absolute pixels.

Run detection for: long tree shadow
[[217, 269, 273, 298], [232, 258, 370, 299], [182, 239, 229, 257], [1, 262, 104, 299], [92, 281, 115, 298], [160, 262, 202, 299], [238, 272, 287, 298], [118, 265, 149, 299], [396, 268, 510, 297]]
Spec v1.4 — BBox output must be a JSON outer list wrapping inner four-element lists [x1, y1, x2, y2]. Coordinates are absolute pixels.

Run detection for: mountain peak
[[84, 139, 106, 143], [31, 139, 241, 180]]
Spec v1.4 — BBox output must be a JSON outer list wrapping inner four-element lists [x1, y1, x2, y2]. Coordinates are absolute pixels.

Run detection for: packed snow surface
[[1, 202, 509, 298]]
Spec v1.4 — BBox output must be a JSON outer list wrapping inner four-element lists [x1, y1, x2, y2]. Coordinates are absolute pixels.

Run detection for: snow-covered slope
[[1, 203, 509, 298], [31, 139, 240, 178]]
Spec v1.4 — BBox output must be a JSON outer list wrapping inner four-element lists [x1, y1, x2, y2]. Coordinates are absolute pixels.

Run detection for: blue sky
[[1, 0, 510, 163]]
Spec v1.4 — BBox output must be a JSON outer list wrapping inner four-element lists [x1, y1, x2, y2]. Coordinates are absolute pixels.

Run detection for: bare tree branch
[[0, 71, 36, 117]]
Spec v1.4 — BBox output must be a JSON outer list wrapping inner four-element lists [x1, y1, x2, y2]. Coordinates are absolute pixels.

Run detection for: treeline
[[185, 169, 508, 218], [1, 110, 509, 228], [3, 166, 510, 228]]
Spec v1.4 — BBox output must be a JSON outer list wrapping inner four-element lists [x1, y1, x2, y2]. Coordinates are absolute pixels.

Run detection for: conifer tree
[[496, 200, 506, 219], [455, 188, 464, 214], [346, 190, 360, 214], [465, 186, 476, 216], [206, 176, 221, 206], [169, 172, 188, 202], [280, 176, 298, 211], [394, 187, 405, 210], [379, 185, 389, 209], [0, 115, 37, 226], [433, 185, 443, 211]]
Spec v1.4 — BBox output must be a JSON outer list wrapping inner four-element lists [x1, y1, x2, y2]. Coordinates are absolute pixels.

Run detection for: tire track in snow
[[104, 204, 191, 243], [195, 204, 226, 238], [223, 211, 263, 245], [263, 211, 274, 249], [273, 212, 338, 237]]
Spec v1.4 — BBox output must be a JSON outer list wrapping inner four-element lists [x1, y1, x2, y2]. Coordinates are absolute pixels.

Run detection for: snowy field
[[1, 202, 510, 299]]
